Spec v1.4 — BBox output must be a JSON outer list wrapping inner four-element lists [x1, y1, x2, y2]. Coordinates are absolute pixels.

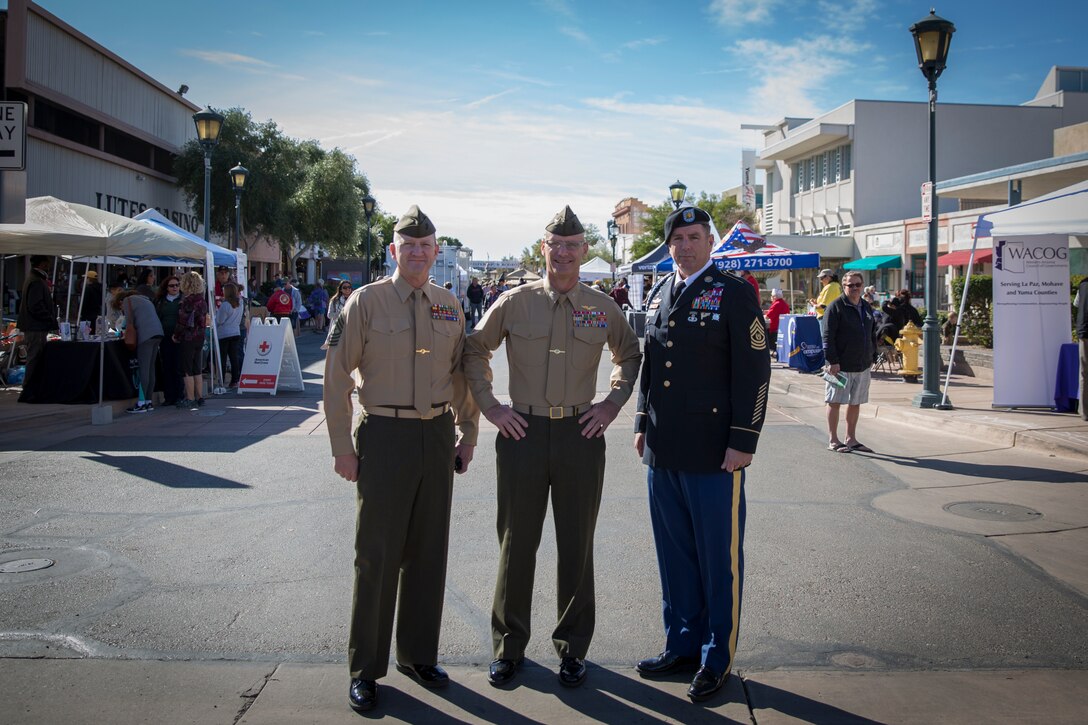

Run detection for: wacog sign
[[992, 235, 1072, 407]]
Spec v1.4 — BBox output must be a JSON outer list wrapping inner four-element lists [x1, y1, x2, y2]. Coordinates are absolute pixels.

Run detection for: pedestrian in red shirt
[[765, 288, 791, 358]]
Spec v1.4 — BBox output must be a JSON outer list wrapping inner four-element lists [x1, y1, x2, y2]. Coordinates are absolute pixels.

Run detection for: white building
[[754, 66, 1088, 299]]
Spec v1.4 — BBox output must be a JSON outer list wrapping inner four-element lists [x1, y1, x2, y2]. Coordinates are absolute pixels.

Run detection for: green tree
[[520, 241, 545, 271], [437, 236, 462, 247], [291, 147, 366, 260], [628, 192, 755, 261]]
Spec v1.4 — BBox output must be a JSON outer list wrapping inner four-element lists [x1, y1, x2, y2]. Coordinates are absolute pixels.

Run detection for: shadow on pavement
[[862, 452, 1088, 484], [744, 678, 886, 724], [83, 451, 251, 489]]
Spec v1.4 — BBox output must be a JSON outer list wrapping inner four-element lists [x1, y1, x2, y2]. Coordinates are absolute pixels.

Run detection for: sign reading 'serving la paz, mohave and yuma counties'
[[992, 234, 1071, 407]]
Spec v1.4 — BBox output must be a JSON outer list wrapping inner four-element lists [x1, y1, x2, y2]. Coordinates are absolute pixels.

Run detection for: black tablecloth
[[19, 339, 136, 404]]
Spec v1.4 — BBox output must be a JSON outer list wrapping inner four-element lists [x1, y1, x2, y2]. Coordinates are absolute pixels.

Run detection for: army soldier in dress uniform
[[633, 206, 771, 702], [323, 205, 479, 714], [463, 206, 641, 689]]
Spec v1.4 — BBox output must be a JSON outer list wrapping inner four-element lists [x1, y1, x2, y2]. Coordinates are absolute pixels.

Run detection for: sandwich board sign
[[237, 318, 304, 394]]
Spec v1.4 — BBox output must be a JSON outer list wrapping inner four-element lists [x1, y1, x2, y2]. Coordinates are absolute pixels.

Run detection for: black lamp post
[[229, 163, 248, 251], [607, 218, 619, 282], [910, 9, 955, 409], [192, 107, 225, 243], [669, 180, 687, 209], [361, 194, 376, 285]]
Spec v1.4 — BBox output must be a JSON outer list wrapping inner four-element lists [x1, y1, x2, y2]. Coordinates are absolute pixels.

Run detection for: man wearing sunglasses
[[823, 270, 879, 453], [463, 205, 641, 689]]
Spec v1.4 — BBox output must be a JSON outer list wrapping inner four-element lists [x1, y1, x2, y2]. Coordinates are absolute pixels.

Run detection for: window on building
[[33, 97, 99, 149], [104, 127, 152, 167], [1057, 69, 1088, 93], [909, 255, 925, 297], [840, 144, 852, 181], [791, 163, 799, 193], [815, 153, 825, 188], [151, 147, 177, 175], [807, 157, 816, 191]]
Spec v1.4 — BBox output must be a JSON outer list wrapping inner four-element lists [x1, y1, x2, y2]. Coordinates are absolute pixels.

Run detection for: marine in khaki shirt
[[463, 205, 641, 690], [323, 205, 479, 714]]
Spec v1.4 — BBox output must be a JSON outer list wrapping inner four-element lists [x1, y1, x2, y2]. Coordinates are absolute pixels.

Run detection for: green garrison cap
[[394, 205, 436, 238], [545, 205, 585, 236], [664, 205, 711, 243]]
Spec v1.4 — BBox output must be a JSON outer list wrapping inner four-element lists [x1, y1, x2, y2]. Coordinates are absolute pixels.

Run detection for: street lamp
[[606, 219, 619, 282], [193, 107, 225, 243], [669, 180, 687, 209], [361, 194, 375, 285], [909, 9, 955, 409], [229, 163, 248, 251]]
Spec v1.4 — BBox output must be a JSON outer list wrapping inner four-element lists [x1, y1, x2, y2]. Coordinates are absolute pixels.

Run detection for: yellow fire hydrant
[[895, 322, 922, 377]]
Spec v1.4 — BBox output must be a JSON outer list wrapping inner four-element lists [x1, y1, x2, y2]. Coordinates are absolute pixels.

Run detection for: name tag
[[431, 304, 459, 321], [572, 310, 608, 328]]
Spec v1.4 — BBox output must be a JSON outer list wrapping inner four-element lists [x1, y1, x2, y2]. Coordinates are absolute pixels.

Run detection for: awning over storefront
[[842, 254, 901, 270], [937, 249, 993, 267]]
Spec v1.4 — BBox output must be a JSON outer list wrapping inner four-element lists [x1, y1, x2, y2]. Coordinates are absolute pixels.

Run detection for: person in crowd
[[324, 206, 479, 714], [79, 270, 102, 323], [1077, 278, 1088, 421], [942, 310, 959, 345], [609, 277, 631, 308], [741, 269, 760, 302], [309, 279, 330, 333], [155, 275, 185, 406], [322, 280, 353, 351], [112, 289, 164, 413], [17, 255, 57, 389], [286, 278, 303, 336], [105, 275, 129, 329], [215, 282, 244, 388], [265, 279, 293, 324], [135, 268, 156, 299], [824, 271, 878, 453], [214, 266, 232, 305], [862, 285, 878, 306], [172, 271, 209, 410], [632, 205, 770, 703], [883, 288, 922, 335], [466, 277, 485, 325], [808, 269, 841, 333], [463, 206, 641, 690], [484, 282, 502, 310], [765, 287, 791, 357]]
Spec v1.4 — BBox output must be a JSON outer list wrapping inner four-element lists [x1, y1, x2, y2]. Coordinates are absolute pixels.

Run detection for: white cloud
[[622, 37, 666, 51], [815, 0, 878, 32], [708, 0, 782, 25], [728, 35, 870, 117], [559, 26, 591, 45], [535, 0, 575, 19], [485, 69, 555, 87], [582, 94, 746, 134], [464, 88, 519, 110], [180, 49, 275, 68]]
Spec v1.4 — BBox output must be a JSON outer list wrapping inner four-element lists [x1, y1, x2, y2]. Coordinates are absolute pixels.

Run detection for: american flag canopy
[[709, 222, 821, 271], [722, 221, 766, 253]]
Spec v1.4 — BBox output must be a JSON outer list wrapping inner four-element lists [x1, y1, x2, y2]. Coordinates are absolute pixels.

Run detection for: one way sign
[[0, 103, 27, 171]]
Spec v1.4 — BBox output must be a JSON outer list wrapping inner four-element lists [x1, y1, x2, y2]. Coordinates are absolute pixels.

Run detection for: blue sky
[[36, 0, 1088, 257]]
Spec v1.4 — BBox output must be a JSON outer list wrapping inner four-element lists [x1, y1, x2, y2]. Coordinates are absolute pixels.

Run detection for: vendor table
[[19, 339, 136, 404], [1054, 342, 1080, 413], [780, 314, 824, 373]]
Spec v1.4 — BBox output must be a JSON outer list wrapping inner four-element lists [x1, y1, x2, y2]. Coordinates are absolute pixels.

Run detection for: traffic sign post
[[921, 181, 933, 222]]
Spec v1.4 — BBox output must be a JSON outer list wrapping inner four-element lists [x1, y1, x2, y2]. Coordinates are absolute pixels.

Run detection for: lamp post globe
[[361, 194, 376, 285], [193, 107, 225, 243], [669, 180, 687, 209], [909, 10, 955, 409], [229, 163, 248, 252], [607, 219, 619, 282]]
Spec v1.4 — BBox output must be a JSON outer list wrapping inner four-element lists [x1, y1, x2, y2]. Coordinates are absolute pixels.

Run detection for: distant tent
[[620, 242, 669, 274], [505, 268, 540, 282], [579, 256, 613, 280]]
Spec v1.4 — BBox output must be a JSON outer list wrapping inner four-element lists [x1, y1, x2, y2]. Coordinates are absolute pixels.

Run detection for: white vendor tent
[[579, 256, 614, 281], [0, 197, 232, 413]]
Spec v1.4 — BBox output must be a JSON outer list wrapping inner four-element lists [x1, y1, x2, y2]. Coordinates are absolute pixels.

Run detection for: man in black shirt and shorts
[[823, 271, 878, 453]]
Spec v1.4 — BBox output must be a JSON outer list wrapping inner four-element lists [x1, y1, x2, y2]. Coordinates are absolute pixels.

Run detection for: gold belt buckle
[[549, 406, 564, 419]]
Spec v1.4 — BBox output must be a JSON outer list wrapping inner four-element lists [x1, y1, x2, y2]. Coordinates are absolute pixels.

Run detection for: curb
[[769, 376, 1088, 464]]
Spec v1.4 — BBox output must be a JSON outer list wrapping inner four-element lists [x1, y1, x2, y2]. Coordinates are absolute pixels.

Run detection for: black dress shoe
[[558, 656, 587, 687], [395, 662, 449, 689], [687, 665, 727, 702], [488, 658, 522, 687], [348, 678, 378, 712], [636, 652, 701, 678]]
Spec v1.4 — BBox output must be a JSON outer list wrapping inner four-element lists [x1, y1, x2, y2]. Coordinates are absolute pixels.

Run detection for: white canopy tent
[[579, 256, 614, 281], [942, 179, 1088, 406], [0, 197, 231, 412]]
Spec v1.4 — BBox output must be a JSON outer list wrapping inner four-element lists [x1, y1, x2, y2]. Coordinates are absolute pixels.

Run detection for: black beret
[[664, 206, 711, 243]]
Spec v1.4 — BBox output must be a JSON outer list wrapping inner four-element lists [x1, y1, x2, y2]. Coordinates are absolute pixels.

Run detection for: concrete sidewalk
[[768, 363, 1088, 463], [3, 659, 1087, 724]]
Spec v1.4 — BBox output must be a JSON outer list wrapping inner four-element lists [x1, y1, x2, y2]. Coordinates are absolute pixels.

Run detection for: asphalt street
[[2, 330, 1085, 682]]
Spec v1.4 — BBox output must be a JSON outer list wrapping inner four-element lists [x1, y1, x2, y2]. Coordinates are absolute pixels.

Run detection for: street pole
[[914, 78, 943, 408], [365, 223, 372, 285], [233, 190, 241, 251], [202, 149, 212, 242]]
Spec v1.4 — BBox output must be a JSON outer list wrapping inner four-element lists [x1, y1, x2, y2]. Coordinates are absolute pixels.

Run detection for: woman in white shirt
[[215, 282, 244, 388]]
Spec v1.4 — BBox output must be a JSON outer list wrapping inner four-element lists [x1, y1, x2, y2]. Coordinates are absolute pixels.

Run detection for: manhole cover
[[944, 501, 1042, 522], [193, 410, 225, 417], [0, 558, 56, 573]]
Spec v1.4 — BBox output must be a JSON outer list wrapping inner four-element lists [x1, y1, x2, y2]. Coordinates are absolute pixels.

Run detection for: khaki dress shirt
[[323, 273, 479, 457], [463, 278, 641, 411]]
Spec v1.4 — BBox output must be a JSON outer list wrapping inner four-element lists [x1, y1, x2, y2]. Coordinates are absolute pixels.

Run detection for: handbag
[[123, 298, 138, 351]]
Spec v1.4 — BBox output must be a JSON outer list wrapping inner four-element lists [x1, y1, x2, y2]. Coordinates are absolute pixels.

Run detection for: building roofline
[[937, 151, 1088, 193]]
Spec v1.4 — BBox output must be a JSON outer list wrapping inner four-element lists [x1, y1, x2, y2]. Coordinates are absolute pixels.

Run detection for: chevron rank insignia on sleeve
[[749, 317, 767, 350]]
